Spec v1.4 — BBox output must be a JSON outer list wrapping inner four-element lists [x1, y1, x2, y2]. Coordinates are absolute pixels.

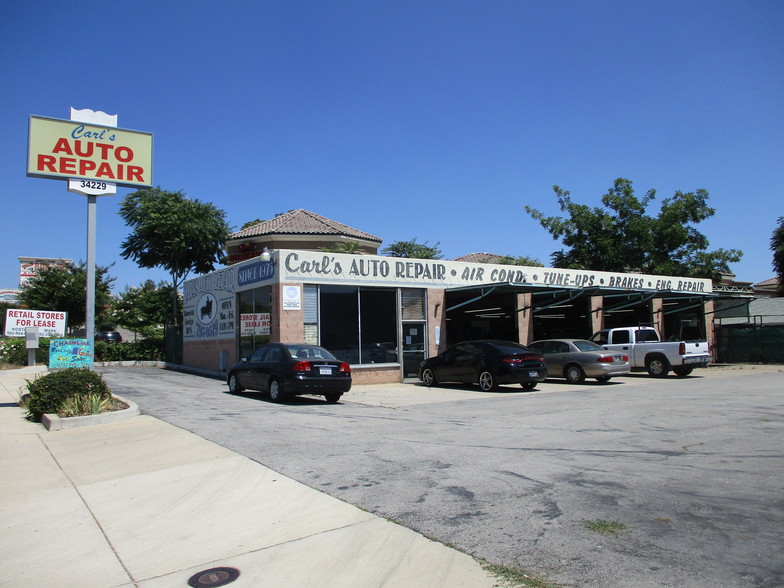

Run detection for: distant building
[[0, 289, 19, 304], [18, 256, 72, 287]]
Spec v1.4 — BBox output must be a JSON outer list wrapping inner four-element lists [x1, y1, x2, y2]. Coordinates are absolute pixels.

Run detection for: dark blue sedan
[[418, 340, 546, 391], [227, 343, 351, 403]]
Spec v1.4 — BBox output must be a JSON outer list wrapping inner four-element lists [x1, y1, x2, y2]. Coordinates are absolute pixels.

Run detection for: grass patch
[[582, 519, 629, 535], [482, 561, 561, 588]]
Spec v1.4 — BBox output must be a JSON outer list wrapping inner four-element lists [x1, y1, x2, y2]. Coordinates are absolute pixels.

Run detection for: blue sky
[[1, 1, 782, 294]]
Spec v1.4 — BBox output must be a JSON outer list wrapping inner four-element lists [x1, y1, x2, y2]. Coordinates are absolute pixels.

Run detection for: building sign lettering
[[279, 251, 712, 294], [27, 115, 153, 188]]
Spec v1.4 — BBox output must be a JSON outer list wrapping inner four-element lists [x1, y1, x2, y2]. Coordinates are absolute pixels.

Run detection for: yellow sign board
[[27, 115, 153, 188]]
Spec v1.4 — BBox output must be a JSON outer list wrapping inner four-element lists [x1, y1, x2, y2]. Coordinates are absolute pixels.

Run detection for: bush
[[0, 338, 51, 366], [25, 368, 111, 422], [0, 336, 165, 366], [93, 338, 164, 362]]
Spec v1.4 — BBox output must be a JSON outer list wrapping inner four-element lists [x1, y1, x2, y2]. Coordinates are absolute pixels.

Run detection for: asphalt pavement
[[96, 363, 784, 588]]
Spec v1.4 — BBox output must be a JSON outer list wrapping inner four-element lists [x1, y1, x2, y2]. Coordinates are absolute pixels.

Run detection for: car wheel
[[595, 375, 611, 383], [521, 381, 537, 390], [478, 371, 498, 391], [673, 366, 693, 377], [227, 373, 243, 394], [646, 356, 670, 378], [564, 364, 586, 384], [269, 378, 284, 402], [324, 393, 341, 403], [421, 368, 438, 387]]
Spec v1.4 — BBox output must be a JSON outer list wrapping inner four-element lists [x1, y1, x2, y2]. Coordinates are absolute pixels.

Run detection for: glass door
[[402, 322, 426, 377]]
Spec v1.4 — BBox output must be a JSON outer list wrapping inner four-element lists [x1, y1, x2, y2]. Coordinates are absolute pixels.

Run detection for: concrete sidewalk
[[0, 367, 499, 588]]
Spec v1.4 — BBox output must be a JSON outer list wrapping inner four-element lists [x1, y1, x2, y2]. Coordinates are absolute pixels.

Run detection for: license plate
[[613, 354, 623, 362], [684, 356, 707, 364], [528, 370, 539, 378], [319, 367, 333, 375]]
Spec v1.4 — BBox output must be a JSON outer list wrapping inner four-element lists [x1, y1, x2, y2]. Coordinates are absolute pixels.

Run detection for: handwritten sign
[[49, 339, 93, 369]]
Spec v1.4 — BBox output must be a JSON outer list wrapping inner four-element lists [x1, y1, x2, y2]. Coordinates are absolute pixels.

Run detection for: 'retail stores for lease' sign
[[27, 115, 153, 188], [4, 309, 67, 338]]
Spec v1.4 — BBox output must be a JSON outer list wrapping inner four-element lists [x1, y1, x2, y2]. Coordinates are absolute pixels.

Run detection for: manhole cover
[[187, 567, 240, 588]]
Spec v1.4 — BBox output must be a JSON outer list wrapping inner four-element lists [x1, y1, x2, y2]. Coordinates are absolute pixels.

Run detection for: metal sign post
[[26, 107, 153, 362], [67, 108, 118, 350]]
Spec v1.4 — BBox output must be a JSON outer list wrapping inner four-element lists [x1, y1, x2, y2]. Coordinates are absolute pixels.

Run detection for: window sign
[[240, 313, 271, 336]]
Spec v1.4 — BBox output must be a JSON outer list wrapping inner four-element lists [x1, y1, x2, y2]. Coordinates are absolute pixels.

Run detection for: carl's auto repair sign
[[4, 309, 67, 338], [27, 115, 153, 188]]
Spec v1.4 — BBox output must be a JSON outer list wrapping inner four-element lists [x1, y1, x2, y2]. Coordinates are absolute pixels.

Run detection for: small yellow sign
[[27, 115, 153, 187]]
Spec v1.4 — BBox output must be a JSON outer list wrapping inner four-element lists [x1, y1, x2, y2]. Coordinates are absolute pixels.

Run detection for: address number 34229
[[80, 180, 109, 190]]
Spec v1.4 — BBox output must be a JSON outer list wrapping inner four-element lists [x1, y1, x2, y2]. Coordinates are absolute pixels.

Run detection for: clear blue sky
[[2, 1, 782, 293]]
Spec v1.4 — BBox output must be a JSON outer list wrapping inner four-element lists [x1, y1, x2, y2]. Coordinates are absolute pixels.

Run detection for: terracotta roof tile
[[230, 209, 382, 242], [754, 277, 780, 288], [451, 252, 508, 263]]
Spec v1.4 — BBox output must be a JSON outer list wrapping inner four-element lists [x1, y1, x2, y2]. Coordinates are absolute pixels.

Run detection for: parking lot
[[102, 364, 784, 588]]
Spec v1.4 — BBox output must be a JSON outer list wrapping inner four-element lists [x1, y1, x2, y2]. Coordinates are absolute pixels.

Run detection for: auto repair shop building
[[182, 210, 715, 383]]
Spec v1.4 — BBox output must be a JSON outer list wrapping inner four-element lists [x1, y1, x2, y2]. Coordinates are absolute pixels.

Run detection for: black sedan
[[418, 340, 547, 391], [227, 343, 351, 403]]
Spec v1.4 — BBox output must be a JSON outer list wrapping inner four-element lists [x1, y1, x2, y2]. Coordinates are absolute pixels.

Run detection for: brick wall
[[351, 364, 402, 384], [182, 338, 237, 372]]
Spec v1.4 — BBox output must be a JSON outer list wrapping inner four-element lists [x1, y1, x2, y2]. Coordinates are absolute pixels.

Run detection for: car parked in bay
[[528, 339, 630, 383], [227, 342, 351, 403], [419, 340, 547, 391]]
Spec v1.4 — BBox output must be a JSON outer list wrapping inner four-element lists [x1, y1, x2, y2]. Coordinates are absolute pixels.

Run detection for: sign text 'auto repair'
[[27, 115, 153, 188]]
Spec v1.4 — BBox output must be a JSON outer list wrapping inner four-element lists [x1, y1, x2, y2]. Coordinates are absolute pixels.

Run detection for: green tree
[[17, 262, 114, 331], [119, 188, 231, 323], [382, 238, 443, 259], [321, 241, 363, 254], [240, 218, 264, 230], [497, 255, 544, 267], [771, 217, 784, 295], [525, 178, 742, 281], [112, 280, 181, 338]]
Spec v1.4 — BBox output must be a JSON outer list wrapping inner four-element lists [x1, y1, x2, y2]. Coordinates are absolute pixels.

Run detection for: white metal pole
[[86, 195, 97, 348]]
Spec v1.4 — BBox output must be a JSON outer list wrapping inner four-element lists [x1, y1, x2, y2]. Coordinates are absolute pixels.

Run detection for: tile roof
[[754, 277, 780, 288], [230, 209, 382, 242], [451, 252, 508, 264]]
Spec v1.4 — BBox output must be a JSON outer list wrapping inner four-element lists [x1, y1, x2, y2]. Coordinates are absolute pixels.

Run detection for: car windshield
[[284, 344, 337, 360], [572, 340, 604, 352]]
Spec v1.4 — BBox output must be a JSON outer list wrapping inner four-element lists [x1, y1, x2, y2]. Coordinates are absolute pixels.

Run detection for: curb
[[41, 393, 141, 431]]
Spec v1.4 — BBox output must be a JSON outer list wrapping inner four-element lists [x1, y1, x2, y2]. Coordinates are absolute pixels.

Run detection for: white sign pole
[[67, 108, 118, 353], [85, 195, 97, 345]]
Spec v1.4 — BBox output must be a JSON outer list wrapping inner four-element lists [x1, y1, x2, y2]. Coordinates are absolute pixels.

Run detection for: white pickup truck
[[589, 326, 711, 377]]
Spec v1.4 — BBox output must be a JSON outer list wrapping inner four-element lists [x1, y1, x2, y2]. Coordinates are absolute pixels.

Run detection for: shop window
[[401, 289, 425, 320], [360, 289, 397, 363], [320, 285, 360, 363], [303, 285, 319, 345], [308, 285, 401, 365], [238, 286, 271, 358]]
